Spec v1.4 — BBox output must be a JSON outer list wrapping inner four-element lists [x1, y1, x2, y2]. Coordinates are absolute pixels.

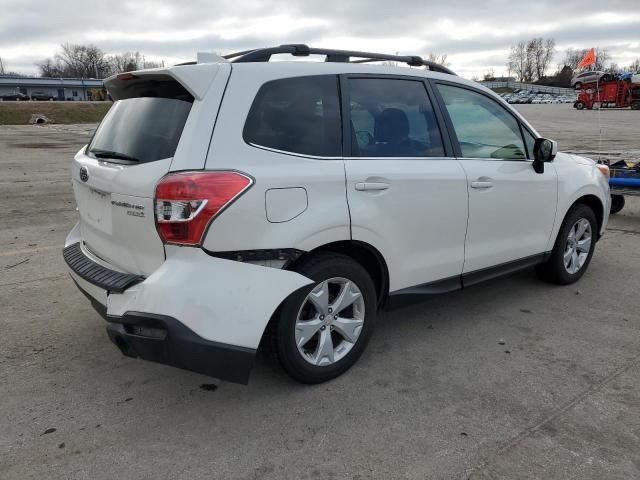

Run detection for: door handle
[[470, 180, 493, 189], [355, 182, 390, 191]]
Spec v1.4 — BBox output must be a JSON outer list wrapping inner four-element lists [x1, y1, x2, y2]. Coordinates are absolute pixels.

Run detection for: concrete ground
[[1, 105, 639, 479]]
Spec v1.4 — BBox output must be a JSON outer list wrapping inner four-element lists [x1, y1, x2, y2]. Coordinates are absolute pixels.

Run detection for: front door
[[434, 82, 558, 275], [343, 76, 469, 292]]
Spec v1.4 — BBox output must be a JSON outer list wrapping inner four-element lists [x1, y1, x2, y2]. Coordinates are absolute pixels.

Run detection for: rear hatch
[[71, 64, 227, 276]]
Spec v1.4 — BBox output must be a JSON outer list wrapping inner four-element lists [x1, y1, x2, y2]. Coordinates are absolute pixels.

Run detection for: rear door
[[71, 65, 229, 276], [342, 75, 468, 292], [432, 82, 558, 276]]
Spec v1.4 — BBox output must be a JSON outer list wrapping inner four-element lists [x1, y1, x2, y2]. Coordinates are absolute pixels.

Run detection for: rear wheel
[[610, 194, 625, 214], [537, 204, 597, 285], [272, 252, 376, 384]]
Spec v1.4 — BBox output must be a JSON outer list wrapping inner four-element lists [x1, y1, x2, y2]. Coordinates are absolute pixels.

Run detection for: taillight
[[154, 171, 253, 246]]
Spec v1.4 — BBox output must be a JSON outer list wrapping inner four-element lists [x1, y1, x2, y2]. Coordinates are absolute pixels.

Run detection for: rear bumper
[[107, 311, 255, 384], [74, 279, 255, 384], [64, 223, 313, 383]]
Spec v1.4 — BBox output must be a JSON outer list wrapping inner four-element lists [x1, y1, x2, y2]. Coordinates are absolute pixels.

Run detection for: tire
[[537, 204, 598, 285], [575, 101, 585, 110], [272, 252, 377, 384], [610, 194, 625, 214]]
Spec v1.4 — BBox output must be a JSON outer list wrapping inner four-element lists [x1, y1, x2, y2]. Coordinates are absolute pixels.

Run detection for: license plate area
[[76, 183, 112, 233]]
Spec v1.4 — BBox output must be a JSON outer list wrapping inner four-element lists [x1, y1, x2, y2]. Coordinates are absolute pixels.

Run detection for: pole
[[595, 59, 602, 162]]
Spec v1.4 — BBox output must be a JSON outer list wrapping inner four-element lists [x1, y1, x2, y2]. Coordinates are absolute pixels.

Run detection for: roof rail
[[223, 44, 456, 75]]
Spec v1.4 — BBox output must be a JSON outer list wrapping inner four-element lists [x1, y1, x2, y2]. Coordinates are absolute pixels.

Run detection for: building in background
[[0, 76, 105, 101]]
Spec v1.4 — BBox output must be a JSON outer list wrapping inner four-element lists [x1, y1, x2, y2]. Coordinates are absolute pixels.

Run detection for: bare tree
[[0, 57, 5, 75], [627, 58, 640, 72], [107, 52, 141, 74], [38, 43, 110, 78], [508, 40, 527, 82], [533, 38, 556, 79], [425, 52, 450, 67], [482, 68, 495, 81], [59, 43, 110, 77], [38, 43, 167, 78], [37, 58, 62, 77], [508, 38, 556, 82]]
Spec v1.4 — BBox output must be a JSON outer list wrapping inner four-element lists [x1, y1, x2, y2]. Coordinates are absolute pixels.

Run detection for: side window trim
[[429, 79, 538, 161], [339, 73, 455, 159], [338, 75, 352, 157]]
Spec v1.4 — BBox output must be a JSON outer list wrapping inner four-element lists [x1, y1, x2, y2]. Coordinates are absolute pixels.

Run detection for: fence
[[479, 81, 575, 95]]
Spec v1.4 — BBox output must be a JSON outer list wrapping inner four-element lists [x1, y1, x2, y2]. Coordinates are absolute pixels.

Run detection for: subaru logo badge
[[79, 166, 89, 183]]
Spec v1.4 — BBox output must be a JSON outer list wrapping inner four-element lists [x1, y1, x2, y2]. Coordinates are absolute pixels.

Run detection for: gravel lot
[[1, 104, 639, 479]]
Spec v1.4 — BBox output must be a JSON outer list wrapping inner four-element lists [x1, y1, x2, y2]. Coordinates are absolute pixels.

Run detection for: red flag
[[577, 48, 596, 69]]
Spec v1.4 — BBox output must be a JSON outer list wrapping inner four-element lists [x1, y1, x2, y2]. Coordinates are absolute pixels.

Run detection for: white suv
[[64, 45, 610, 384]]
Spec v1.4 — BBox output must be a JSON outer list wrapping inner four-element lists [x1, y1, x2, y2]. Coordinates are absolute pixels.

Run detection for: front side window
[[437, 84, 527, 160], [243, 75, 341, 157], [348, 78, 444, 157]]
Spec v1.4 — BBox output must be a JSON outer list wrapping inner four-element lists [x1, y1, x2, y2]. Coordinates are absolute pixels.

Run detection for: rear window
[[88, 96, 192, 164], [243, 75, 342, 157]]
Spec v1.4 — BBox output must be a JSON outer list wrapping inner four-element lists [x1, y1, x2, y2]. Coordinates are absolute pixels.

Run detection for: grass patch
[[0, 101, 111, 125]]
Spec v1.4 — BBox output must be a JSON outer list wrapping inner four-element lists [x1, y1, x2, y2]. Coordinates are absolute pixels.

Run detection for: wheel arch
[[572, 194, 605, 236], [290, 240, 390, 308], [257, 240, 389, 355]]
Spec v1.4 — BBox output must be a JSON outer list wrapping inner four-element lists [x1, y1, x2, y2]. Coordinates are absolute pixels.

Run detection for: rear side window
[[88, 96, 192, 164], [348, 78, 444, 157], [243, 75, 341, 157]]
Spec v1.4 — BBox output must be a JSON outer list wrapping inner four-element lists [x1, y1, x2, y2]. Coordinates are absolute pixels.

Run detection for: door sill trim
[[384, 252, 550, 309]]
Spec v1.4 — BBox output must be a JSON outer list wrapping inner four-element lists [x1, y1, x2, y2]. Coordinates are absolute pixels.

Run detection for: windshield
[[88, 97, 192, 164]]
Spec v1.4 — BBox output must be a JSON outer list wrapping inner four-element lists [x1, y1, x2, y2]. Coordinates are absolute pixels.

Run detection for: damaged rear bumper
[[107, 311, 255, 384], [64, 225, 313, 384], [72, 277, 256, 384]]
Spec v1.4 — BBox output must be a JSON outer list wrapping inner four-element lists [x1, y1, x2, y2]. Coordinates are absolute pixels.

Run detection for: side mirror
[[532, 138, 557, 173]]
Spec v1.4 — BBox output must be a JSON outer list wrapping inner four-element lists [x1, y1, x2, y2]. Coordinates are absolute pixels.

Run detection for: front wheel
[[537, 204, 597, 285], [272, 252, 376, 384], [575, 101, 585, 110], [610, 194, 625, 214]]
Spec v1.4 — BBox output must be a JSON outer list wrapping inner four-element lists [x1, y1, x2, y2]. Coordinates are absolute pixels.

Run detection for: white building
[[0, 76, 105, 101]]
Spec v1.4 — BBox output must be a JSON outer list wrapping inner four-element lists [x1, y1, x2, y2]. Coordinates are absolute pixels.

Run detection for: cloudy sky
[[1, 0, 639, 78]]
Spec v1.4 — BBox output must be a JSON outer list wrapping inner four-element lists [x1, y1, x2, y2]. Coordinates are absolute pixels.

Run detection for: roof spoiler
[[104, 62, 224, 101]]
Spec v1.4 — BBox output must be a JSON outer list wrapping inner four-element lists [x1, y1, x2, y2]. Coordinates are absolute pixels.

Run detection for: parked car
[[64, 45, 611, 385], [571, 71, 611, 89], [30, 91, 55, 101], [0, 92, 30, 101]]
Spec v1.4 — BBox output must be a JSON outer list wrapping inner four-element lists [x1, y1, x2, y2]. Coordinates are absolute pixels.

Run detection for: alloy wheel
[[295, 277, 365, 366], [563, 218, 592, 274]]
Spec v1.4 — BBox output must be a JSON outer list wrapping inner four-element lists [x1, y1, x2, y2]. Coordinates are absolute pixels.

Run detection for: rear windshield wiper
[[89, 149, 141, 162]]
